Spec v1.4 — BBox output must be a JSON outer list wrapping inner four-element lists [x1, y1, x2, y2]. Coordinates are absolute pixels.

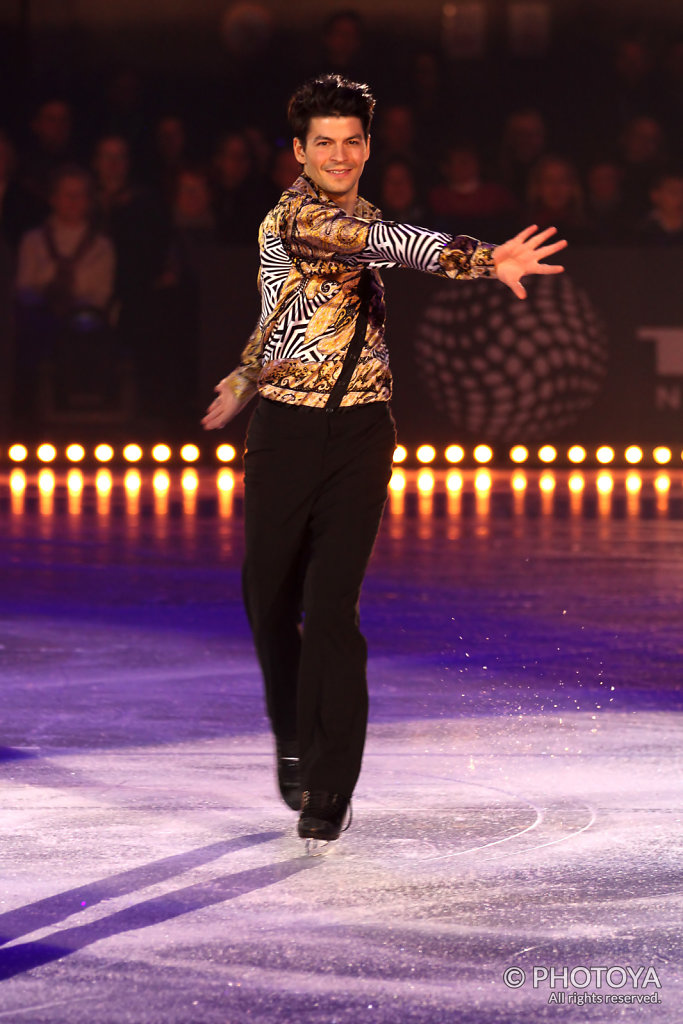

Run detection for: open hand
[[201, 379, 246, 430], [493, 224, 568, 300]]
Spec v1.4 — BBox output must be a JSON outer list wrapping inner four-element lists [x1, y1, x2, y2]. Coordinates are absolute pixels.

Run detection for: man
[[202, 75, 566, 846]]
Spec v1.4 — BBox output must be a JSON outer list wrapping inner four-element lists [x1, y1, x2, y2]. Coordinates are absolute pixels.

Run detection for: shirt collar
[[289, 172, 380, 221]]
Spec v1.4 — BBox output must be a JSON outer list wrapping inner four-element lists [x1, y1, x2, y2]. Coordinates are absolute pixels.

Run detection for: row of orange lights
[[5, 443, 236, 464], [407, 444, 680, 466], [3, 443, 682, 466], [8, 466, 674, 502], [392, 468, 674, 496]]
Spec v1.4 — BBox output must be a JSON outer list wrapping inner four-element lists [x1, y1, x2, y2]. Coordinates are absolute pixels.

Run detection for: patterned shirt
[[223, 173, 498, 408]]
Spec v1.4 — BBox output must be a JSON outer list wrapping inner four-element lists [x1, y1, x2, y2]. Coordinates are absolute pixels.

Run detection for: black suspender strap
[[324, 268, 372, 412]]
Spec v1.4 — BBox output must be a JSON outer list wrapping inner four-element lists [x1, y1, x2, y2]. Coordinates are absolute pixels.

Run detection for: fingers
[[514, 224, 539, 243], [527, 225, 558, 245], [534, 239, 568, 259], [535, 263, 565, 274]]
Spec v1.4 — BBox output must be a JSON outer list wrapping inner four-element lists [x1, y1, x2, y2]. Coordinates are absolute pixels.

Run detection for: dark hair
[[287, 74, 375, 144]]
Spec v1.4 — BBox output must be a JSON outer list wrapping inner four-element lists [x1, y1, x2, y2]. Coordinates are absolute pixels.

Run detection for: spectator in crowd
[[92, 134, 169, 312], [269, 145, 303, 199], [211, 131, 272, 244], [16, 165, 114, 315], [618, 114, 667, 219], [634, 168, 683, 244], [14, 165, 115, 421], [429, 142, 517, 238], [0, 130, 44, 248], [318, 9, 369, 82], [584, 159, 629, 243], [91, 134, 169, 415], [498, 108, 547, 204], [145, 114, 189, 200], [365, 102, 421, 199], [21, 99, 76, 210], [658, 38, 683, 161], [147, 165, 219, 427], [100, 65, 150, 158], [599, 38, 660, 135], [379, 157, 425, 224], [524, 154, 591, 242]]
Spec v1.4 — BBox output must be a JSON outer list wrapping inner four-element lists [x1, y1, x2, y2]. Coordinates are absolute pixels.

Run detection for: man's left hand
[[493, 224, 568, 300]]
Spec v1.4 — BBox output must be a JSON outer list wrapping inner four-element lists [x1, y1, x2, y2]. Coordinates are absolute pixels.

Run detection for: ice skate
[[276, 738, 302, 810], [298, 791, 352, 854]]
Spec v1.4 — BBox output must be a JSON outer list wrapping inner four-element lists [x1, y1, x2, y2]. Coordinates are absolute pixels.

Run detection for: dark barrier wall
[[202, 247, 683, 446]]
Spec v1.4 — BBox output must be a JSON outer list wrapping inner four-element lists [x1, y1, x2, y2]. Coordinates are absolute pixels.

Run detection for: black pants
[[242, 396, 397, 798]]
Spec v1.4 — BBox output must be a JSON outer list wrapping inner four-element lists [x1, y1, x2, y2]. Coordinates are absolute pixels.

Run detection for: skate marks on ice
[[319, 771, 596, 867]]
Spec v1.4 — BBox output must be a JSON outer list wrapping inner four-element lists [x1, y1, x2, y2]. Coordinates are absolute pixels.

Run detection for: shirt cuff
[[438, 235, 498, 280], [222, 370, 258, 404]]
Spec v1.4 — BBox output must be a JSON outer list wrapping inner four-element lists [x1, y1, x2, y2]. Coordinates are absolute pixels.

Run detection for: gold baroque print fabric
[[222, 173, 497, 409]]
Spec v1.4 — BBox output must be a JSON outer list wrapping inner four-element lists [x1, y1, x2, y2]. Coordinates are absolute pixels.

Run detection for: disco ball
[[414, 274, 609, 441]]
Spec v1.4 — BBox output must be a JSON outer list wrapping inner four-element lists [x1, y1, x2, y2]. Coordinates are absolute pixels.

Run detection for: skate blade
[[304, 838, 332, 857]]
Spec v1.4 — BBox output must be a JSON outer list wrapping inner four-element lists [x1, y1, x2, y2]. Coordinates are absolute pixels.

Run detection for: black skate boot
[[276, 738, 302, 811], [298, 790, 352, 854]]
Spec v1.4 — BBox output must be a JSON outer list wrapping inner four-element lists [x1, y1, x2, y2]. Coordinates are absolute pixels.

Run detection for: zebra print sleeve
[[284, 194, 496, 279], [363, 220, 498, 279]]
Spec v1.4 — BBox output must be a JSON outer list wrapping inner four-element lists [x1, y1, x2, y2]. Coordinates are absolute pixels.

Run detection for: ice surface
[[0, 469, 681, 1022]]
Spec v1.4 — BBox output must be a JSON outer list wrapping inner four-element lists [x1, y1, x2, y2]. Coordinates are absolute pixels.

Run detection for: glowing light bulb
[[539, 472, 555, 492], [596, 446, 615, 464], [653, 446, 672, 465], [596, 472, 614, 494], [473, 445, 493, 464], [123, 444, 143, 462], [509, 445, 528, 464], [37, 444, 56, 463], [9, 444, 28, 462], [538, 445, 557, 463], [152, 444, 171, 463], [445, 445, 465, 464], [624, 446, 643, 464], [216, 444, 236, 463], [181, 444, 200, 463], [567, 445, 586, 464], [392, 445, 407, 463], [655, 473, 670, 494], [568, 473, 585, 494], [416, 445, 436, 464], [94, 444, 114, 463], [66, 444, 85, 462], [417, 469, 434, 492], [511, 471, 527, 492]]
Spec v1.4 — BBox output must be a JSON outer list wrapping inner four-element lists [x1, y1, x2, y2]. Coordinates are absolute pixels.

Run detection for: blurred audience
[[498, 108, 547, 204], [524, 155, 591, 242], [1, 4, 683, 434], [429, 142, 517, 238], [211, 131, 271, 243], [379, 158, 425, 224], [14, 164, 115, 422], [635, 169, 683, 244]]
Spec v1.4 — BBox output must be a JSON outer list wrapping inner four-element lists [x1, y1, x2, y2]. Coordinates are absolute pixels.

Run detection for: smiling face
[[293, 116, 370, 211]]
